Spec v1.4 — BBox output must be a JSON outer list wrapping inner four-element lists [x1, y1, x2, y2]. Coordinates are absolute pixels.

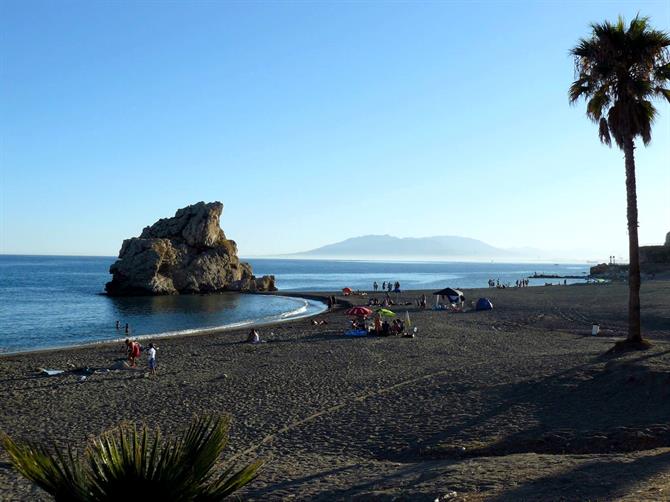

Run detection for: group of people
[[351, 315, 412, 337], [372, 281, 401, 293], [115, 320, 131, 335], [488, 278, 530, 289], [124, 339, 157, 375], [367, 294, 397, 307], [375, 316, 407, 336]]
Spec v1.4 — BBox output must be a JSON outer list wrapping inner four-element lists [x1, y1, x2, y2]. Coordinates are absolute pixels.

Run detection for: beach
[[1, 281, 669, 501]]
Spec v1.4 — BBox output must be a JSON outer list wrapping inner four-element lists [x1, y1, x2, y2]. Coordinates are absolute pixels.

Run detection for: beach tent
[[475, 298, 493, 311], [432, 288, 464, 308]]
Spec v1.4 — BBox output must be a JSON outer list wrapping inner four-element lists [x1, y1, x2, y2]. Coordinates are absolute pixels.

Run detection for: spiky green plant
[[2, 415, 262, 501], [569, 15, 670, 347]]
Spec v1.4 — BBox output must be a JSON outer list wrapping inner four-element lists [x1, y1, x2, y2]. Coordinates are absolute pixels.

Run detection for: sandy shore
[[1, 281, 669, 501]]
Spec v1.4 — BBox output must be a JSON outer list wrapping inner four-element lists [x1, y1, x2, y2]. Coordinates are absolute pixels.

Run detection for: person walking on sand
[[147, 343, 157, 376], [125, 339, 140, 368]]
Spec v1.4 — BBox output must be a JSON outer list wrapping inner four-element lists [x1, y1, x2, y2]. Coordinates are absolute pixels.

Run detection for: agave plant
[[2, 415, 262, 501]]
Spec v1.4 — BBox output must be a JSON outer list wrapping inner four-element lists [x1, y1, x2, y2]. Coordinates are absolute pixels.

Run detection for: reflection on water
[[108, 293, 244, 317]]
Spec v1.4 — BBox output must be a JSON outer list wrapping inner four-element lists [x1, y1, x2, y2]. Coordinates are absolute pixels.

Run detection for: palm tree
[[2, 415, 262, 501], [569, 15, 670, 348]]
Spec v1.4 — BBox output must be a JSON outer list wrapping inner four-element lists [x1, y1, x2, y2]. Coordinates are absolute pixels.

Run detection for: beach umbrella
[[376, 308, 396, 317], [345, 306, 372, 317]]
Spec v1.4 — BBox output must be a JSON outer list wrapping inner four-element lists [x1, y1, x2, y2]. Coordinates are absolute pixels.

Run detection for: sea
[[0, 255, 589, 353]]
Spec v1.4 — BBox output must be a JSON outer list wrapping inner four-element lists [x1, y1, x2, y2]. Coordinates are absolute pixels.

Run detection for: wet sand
[[1, 281, 669, 501]]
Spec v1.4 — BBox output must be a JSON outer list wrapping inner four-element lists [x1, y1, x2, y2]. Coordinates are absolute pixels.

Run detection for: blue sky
[[1, 0, 668, 260]]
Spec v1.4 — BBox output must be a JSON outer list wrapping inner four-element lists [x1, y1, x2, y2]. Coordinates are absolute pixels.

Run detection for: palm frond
[[634, 100, 656, 145], [655, 63, 670, 81], [568, 77, 591, 103], [598, 118, 612, 146], [196, 460, 264, 501], [1, 433, 88, 501], [586, 89, 610, 120], [2, 415, 262, 501]]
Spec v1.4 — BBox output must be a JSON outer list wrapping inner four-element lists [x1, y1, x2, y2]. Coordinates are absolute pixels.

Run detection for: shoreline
[[0, 293, 329, 358], [0, 282, 604, 358], [0, 280, 616, 358]]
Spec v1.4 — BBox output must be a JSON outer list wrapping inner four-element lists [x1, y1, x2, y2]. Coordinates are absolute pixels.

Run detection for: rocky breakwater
[[105, 202, 276, 295]]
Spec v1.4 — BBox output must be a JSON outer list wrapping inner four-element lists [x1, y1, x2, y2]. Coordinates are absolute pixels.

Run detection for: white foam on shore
[[85, 297, 324, 347]]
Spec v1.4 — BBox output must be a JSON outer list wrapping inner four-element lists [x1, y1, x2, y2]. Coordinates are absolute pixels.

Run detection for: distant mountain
[[291, 235, 512, 259]]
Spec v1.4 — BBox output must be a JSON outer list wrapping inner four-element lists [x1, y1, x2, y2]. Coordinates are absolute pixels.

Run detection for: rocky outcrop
[[105, 202, 276, 296], [589, 263, 628, 280], [640, 231, 670, 274]]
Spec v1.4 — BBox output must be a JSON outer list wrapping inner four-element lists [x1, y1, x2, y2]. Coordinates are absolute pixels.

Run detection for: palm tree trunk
[[623, 137, 642, 342]]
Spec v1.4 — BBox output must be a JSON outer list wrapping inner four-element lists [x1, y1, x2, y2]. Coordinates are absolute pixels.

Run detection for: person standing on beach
[[125, 339, 140, 367], [382, 281, 386, 291], [373, 281, 378, 292], [147, 343, 157, 376]]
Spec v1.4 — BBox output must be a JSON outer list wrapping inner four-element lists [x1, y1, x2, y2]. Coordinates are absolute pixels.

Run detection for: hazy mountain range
[[286, 235, 565, 261]]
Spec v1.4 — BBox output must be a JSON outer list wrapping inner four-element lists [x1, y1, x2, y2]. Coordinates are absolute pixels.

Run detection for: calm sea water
[[0, 255, 589, 353], [0, 256, 325, 353], [247, 258, 590, 291]]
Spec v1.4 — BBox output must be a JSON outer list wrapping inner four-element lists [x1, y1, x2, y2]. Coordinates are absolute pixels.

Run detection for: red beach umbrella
[[345, 306, 373, 317]]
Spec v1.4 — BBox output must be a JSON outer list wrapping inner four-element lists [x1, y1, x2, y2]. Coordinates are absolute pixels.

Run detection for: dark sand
[[1, 281, 669, 501]]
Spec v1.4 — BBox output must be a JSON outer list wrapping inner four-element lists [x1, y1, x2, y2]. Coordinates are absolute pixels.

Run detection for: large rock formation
[[105, 202, 276, 296]]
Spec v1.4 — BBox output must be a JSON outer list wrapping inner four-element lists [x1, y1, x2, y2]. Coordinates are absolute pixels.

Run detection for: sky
[[1, 0, 669, 261]]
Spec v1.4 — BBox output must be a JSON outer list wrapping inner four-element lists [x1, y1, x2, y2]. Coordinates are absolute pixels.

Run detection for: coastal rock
[[589, 263, 628, 279], [106, 202, 276, 296], [639, 230, 670, 274]]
